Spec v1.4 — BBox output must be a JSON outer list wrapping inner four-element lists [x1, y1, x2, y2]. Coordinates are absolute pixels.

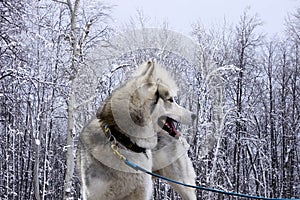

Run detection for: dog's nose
[[191, 113, 197, 121]]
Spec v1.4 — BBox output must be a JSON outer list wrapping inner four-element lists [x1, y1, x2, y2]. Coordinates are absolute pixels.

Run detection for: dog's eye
[[154, 90, 160, 104], [167, 97, 174, 103]]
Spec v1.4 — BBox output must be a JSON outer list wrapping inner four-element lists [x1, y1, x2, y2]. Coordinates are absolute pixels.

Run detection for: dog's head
[[98, 61, 195, 149], [133, 61, 196, 139]]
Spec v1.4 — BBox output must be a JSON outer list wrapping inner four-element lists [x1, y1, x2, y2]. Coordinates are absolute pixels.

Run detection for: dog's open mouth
[[159, 116, 181, 138]]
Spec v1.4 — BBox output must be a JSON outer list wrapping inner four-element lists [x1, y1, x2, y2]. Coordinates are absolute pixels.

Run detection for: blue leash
[[124, 158, 299, 200]]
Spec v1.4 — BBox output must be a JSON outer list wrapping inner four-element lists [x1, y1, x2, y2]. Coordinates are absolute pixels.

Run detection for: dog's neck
[[100, 120, 146, 153]]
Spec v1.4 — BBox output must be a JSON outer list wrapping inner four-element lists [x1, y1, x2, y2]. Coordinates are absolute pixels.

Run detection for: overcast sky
[[105, 0, 299, 37]]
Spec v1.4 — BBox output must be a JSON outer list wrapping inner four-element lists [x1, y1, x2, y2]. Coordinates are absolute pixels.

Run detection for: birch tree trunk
[[52, 0, 81, 199], [64, 0, 80, 198]]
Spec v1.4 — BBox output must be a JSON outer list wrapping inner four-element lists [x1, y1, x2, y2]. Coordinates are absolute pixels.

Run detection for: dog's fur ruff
[[78, 61, 196, 200]]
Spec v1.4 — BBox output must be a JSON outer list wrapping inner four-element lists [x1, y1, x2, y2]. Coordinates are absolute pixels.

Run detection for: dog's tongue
[[166, 117, 181, 139]]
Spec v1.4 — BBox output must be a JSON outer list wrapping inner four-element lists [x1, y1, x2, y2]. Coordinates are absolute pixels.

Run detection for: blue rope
[[124, 159, 299, 200]]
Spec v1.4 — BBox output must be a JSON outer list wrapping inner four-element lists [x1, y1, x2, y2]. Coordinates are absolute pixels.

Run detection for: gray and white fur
[[78, 61, 196, 200]]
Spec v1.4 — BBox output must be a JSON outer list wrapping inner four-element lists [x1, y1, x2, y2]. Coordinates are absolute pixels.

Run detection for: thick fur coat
[[78, 61, 196, 200]]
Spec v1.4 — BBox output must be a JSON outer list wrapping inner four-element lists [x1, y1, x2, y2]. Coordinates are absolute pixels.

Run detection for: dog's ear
[[136, 62, 157, 100], [143, 61, 155, 81]]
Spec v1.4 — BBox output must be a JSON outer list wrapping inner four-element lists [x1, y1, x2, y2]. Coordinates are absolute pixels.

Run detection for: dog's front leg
[[154, 154, 197, 200]]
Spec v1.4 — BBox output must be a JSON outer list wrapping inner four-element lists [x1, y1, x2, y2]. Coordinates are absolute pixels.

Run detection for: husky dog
[[78, 61, 196, 200]]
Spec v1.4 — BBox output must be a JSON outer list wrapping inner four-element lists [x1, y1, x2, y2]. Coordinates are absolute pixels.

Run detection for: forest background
[[0, 0, 299, 199]]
